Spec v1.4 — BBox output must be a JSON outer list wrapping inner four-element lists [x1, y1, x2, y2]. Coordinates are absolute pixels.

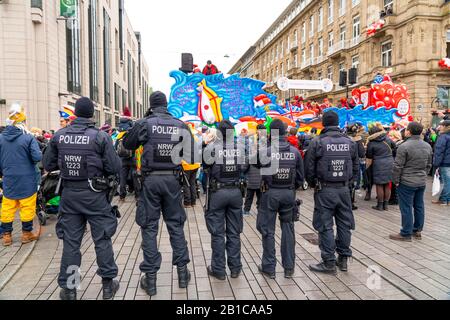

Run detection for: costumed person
[[193, 64, 202, 74], [116, 107, 135, 201], [43, 97, 122, 300], [59, 106, 76, 129], [243, 124, 266, 216], [182, 124, 201, 208], [202, 60, 219, 76], [0, 103, 42, 247]]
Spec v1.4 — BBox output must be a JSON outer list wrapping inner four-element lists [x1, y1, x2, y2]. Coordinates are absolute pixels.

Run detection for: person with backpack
[[116, 107, 135, 201]]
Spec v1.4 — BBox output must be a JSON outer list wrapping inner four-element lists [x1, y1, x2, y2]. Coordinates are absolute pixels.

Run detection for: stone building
[[235, 0, 450, 122], [0, 0, 150, 130]]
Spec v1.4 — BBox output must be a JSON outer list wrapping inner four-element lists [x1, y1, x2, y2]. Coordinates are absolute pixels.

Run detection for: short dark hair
[[407, 122, 424, 136]]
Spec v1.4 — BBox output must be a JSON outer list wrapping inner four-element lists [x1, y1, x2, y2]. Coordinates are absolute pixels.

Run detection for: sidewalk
[[0, 183, 449, 300]]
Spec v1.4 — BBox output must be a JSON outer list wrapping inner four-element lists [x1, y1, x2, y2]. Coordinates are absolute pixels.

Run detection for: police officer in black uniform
[[43, 97, 122, 300], [257, 119, 304, 279], [203, 120, 246, 280], [123, 91, 193, 296], [305, 111, 358, 274]]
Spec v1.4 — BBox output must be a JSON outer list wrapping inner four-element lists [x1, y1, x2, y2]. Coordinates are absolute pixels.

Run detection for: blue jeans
[[439, 167, 450, 204], [398, 184, 425, 237]]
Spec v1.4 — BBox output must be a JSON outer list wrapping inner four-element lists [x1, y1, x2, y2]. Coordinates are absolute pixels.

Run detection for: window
[[294, 54, 298, 68], [381, 41, 392, 67], [115, 29, 120, 74], [309, 15, 314, 37], [318, 70, 323, 80], [352, 55, 359, 82], [88, 0, 99, 101], [318, 37, 323, 57], [328, 0, 334, 24], [339, 61, 346, 72], [339, 25, 346, 48], [309, 43, 314, 61], [119, 0, 124, 61], [105, 113, 112, 126], [339, 0, 346, 16], [352, 16, 360, 45], [437, 86, 450, 109], [318, 7, 323, 31], [114, 83, 120, 112], [328, 31, 334, 49], [287, 58, 290, 71], [128, 52, 132, 109], [66, 2, 81, 94], [384, 0, 393, 10], [122, 89, 127, 111], [103, 9, 111, 107], [281, 40, 284, 56], [327, 65, 333, 80], [302, 48, 306, 63], [351, 55, 359, 69], [446, 29, 450, 58], [352, 0, 360, 6], [299, 24, 304, 44]]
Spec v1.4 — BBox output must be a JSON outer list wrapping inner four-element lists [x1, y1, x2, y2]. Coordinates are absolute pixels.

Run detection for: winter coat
[[393, 136, 433, 187], [118, 117, 133, 132], [433, 127, 450, 168], [0, 126, 42, 199], [366, 131, 396, 185]]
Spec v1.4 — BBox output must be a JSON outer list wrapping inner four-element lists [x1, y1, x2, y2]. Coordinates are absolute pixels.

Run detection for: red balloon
[[384, 97, 394, 108], [376, 88, 386, 101], [375, 101, 385, 109]]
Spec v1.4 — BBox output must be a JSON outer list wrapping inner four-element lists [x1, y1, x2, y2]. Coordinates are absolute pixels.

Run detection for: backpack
[[116, 138, 133, 158]]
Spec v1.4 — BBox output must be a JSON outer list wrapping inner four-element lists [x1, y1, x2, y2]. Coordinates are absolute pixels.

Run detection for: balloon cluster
[[366, 19, 385, 37], [351, 75, 410, 117], [438, 58, 450, 70]]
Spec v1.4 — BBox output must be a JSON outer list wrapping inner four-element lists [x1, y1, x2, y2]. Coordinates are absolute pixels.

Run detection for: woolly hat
[[322, 111, 340, 127], [75, 97, 95, 118], [150, 91, 168, 108]]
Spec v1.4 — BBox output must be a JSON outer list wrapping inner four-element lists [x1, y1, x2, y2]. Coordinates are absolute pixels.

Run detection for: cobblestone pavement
[[0, 182, 449, 300]]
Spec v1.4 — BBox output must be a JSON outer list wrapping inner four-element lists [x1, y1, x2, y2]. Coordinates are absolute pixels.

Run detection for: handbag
[[432, 170, 441, 197]]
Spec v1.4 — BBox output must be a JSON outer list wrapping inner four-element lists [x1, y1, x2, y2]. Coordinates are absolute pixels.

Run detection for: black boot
[[309, 261, 337, 274], [177, 265, 191, 289], [336, 256, 348, 272], [364, 191, 371, 201], [372, 202, 384, 211], [383, 201, 389, 211], [102, 279, 120, 300], [207, 266, 226, 281], [140, 273, 157, 296], [59, 288, 77, 301], [284, 269, 295, 279]]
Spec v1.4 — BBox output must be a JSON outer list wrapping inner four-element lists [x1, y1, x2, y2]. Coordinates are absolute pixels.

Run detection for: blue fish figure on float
[[168, 71, 280, 123], [323, 105, 398, 130]]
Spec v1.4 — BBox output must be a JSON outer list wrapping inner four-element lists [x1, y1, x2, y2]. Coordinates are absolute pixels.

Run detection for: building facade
[[229, 46, 256, 78], [0, 0, 150, 130], [240, 0, 450, 122]]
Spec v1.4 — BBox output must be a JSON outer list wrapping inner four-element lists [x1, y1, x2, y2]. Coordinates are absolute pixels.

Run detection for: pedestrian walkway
[[0, 181, 449, 300]]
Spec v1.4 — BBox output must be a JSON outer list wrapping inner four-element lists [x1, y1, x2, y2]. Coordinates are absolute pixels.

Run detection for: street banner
[[60, 0, 77, 18]]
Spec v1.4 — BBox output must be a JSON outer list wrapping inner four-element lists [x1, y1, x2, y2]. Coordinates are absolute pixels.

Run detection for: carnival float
[[168, 67, 412, 134]]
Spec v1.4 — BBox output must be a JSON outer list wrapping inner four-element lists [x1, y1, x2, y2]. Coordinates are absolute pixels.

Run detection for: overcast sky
[[125, 0, 293, 96]]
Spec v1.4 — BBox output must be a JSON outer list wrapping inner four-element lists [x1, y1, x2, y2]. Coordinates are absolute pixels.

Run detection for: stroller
[[36, 171, 61, 226]]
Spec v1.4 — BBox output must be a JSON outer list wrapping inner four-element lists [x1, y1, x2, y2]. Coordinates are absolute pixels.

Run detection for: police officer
[[257, 119, 304, 279], [123, 91, 193, 296], [305, 111, 358, 274], [203, 120, 246, 280], [43, 97, 122, 300]]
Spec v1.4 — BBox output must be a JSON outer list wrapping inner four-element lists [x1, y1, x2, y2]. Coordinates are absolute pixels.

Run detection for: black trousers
[[244, 188, 261, 212], [183, 169, 198, 205], [312, 187, 355, 262], [119, 162, 135, 198]]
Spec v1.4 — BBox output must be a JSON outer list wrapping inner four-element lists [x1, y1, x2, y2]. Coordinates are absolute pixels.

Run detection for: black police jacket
[[305, 126, 359, 186], [43, 118, 121, 178]]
